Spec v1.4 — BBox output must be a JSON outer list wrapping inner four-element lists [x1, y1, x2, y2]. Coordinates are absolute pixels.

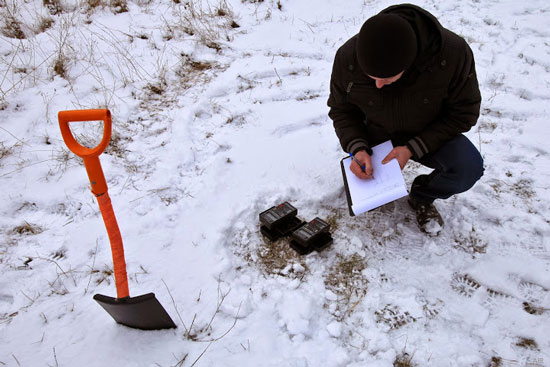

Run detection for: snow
[[1, 0, 549, 366]]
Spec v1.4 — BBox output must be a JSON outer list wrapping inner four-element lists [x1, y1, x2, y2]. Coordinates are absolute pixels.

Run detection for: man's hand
[[350, 150, 374, 179], [382, 145, 412, 170]]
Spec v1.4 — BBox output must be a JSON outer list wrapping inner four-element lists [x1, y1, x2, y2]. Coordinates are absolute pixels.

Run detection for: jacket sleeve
[[406, 39, 481, 159], [327, 48, 371, 155]]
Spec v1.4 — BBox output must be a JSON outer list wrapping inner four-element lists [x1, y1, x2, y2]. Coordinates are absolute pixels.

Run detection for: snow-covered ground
[[1, 0, 549, 366]]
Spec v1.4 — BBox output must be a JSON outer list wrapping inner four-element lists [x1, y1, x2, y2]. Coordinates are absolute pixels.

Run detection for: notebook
[[340, 140, 408, 216]]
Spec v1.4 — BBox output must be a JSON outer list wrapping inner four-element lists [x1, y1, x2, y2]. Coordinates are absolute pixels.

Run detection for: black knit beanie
[[356, 13, 418, 78]]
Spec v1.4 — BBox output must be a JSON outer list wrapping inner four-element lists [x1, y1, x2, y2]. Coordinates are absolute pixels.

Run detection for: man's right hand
[[350, 150, 373, 179]]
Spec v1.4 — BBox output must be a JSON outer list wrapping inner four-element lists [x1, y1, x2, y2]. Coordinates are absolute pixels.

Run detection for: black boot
[[408, 196, 444, 235]]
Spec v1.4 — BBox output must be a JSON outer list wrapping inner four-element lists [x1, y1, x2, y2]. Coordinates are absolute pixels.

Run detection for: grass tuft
[[53, 53, 69, 79], [488, 356, 502, 367], [393, 352, 414, 367], [522, 302, 545, 315], [110, 0, 128, 13], [324, 253, 368, 319], [37, 16, 54, 32], [147, 82, 166, 95], [92, 265, 114, 286], [169, 0, 238, 50], [43, 0, 64, 15], [1, 9, 26, 39], [176, 53, 220, 90], [254, 238, 309, 279], [515, 337, 539, 350], [87, 0, 102, 10], [453, 228, 487, 255], [1, 142, 20, 164], [104, 129, 132, 159], [11, 222, 43, 235]]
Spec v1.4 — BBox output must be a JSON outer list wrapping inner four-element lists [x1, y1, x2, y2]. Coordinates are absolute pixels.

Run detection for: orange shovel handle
[[58, 109, 130, 299], [58, 109, 112, 196]]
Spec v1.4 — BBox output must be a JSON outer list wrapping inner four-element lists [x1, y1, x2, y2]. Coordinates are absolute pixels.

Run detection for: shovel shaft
[[83, 156, 108, 196], [97, 192, 130, 299]]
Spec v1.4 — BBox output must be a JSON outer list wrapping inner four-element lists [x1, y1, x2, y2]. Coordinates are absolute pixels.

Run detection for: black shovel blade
[[94, 293, 177, 330]]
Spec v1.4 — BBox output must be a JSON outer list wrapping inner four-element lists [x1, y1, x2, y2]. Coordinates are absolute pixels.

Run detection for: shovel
[[58, 109, 176, 330]]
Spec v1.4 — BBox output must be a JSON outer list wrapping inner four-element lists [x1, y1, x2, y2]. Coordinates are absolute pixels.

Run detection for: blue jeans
[[410, 135, 484, 203]]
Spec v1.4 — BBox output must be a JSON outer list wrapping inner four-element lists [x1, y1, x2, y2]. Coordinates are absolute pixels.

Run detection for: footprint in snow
[[374, 304, 417, 330], [451, 273, 482, 298], [518, 281, 550, 304]]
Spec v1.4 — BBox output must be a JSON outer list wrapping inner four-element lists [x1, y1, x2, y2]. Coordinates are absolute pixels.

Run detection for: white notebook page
[[343, 140, 408, 215]]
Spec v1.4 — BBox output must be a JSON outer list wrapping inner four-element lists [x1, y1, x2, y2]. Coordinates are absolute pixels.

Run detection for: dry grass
[[453, 228, 487, 255], [178, 54, 216, 73], [511, 178, 535, 199], [146, 81, 167, 95], [86, 264, 115, 287], [323, 209, 346, 232], [43, 0, 63, 15], [522, 301, 546, 315], [253, 237, 309, 279], [515, 337, 539, 350], [0, 141, 20, 164], [45, 147, 81, 178], [1, 7, 26, 39], [11, 221, 43, 235], [110, 0, 128, 13], [0, 311, 19, 325], [393, 352, 414, 367], [324, 253, 368, 319], [103, 129, 132, 159], [85, 0, 128, 14], [52, 52, 69, 79], [0, 0, 238, 109], [169, 0, 239, 51], [37, 15, 54, 33], [86, 0, 103, 11]]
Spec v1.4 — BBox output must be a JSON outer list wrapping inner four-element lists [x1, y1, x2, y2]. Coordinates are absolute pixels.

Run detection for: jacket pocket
[[403, 88, 447, 132]]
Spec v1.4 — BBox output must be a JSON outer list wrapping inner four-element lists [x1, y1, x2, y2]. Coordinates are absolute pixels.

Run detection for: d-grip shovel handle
[[58, 109, 112, 196]]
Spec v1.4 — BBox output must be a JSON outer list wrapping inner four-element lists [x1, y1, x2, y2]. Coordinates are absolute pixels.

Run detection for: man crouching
[[328, 4, 484, 234]]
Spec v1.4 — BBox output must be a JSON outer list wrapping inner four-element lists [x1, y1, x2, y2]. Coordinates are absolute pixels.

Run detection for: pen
[[349, 153, 366, 172]]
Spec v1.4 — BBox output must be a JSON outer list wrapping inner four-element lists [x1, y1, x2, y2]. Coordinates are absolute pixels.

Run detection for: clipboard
[[340, 141, 408, 216]]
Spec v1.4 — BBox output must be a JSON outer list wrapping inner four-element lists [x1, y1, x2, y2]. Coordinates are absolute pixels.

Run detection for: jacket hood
[[380, 4, 443, 72]]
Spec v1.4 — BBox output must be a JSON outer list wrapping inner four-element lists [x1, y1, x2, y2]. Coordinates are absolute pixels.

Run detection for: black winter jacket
[[328, 4, 481, 159]]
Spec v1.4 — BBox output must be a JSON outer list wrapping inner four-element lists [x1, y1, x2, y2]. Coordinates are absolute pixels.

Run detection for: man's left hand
[[382, 146, 412, 170]]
